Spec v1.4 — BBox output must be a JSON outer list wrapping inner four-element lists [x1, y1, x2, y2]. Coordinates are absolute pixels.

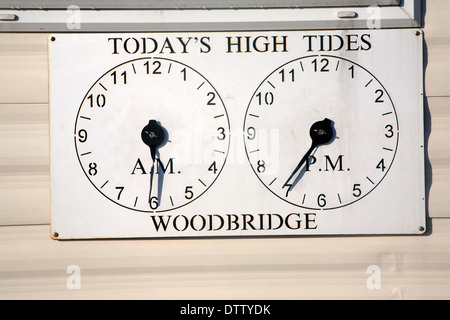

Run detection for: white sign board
[[49, 30, 425, 239]]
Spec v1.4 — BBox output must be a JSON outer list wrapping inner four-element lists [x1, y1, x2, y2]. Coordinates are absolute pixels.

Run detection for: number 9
[[78, 129, 87, 143]]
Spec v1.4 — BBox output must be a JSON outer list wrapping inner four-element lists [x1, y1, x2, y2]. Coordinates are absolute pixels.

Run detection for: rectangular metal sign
[[49, 29, 425, 239]]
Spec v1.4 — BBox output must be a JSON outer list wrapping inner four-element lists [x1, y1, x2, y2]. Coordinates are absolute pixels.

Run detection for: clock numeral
[[349, 65, 355, 78], [246, 127, 256, 140], [144, 60, 162, 75], [149, 196, 159, 210], [279, 68, 295, 82], [317, 194, 326, 207], [185, 186, 194, 200], [153, 61, 162, 74], [385, 124, 394, 138], [257, 160, 266, 173], [256, 92, 274, 106], [208, 161, 218, 174], [181, 67, 187, 81], [77, 129, 87, 143], [376, 159, 386, 172], [353, 184, 362, 197], [217, 127, 226, 140], [375, 89, 384, 103], [207, 92, 216, 106], [88, 162, 97, 176], [87, 94, 106, 108], [144, 61, 150, 73], [111, 70, 127, 84], [284, 184, 293, 197], [312, 58, 329, 72], [115, 186, 124, 200]]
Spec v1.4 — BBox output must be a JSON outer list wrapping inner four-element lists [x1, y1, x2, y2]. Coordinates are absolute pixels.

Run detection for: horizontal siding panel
[[0, 175, 49, 225], [427, 97, 450, 217], [0, 33, 49, 104], [0, 220, 449, 299], [423, 0, 450, 97], [425, 42, 450, 97], [0, 104, 49, 172], [0, 103, 49, 225]]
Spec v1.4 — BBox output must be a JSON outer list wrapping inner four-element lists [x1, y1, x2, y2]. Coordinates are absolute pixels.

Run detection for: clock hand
[[141, 120, 166, 207], [283, 118, 334, 196]]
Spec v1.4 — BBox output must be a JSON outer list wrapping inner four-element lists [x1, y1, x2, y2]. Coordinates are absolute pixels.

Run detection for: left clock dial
[[74, 57, 230, 212]]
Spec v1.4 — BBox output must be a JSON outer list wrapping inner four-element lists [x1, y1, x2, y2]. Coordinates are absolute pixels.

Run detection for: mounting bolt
[[50, 36, 56, 41], [53, 232, 59, 238], [415, 31, 421, 36], [418, 226, 425, 232]]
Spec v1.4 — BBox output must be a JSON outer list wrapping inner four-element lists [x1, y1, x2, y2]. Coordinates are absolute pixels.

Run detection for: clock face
[[243, 55, 399, 210], [74, 57, 230, 212]]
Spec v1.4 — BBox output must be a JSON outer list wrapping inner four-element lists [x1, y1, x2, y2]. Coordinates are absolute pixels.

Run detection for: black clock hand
[[141, 120, 166, 207], [283, 118, 334, 196]]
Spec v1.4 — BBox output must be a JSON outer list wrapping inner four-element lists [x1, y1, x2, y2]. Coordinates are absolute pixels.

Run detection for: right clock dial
[[243, 55, 399, 210]]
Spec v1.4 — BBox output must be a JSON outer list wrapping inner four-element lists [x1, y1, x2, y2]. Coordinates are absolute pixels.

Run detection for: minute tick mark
[[365, 79, 373, 87], [197, 82, 205, 90]]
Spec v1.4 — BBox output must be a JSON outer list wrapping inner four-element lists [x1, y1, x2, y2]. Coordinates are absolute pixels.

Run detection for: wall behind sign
[[0, 0, 450, 299]]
